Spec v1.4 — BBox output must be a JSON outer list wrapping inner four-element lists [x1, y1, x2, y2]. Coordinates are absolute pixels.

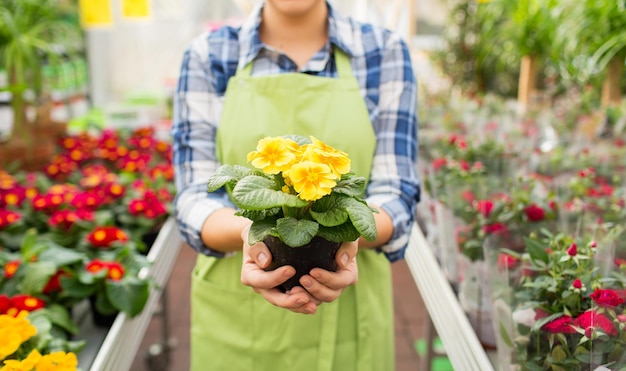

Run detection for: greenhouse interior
[[1, 0, 626, 370]]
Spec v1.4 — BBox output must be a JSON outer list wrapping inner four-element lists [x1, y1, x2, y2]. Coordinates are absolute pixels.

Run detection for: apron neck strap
[[238, 47, 352, 77]]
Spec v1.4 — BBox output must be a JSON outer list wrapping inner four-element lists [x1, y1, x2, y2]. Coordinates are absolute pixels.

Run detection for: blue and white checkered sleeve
[[366, 33, 421, 262], [171, 35, 234, 257]]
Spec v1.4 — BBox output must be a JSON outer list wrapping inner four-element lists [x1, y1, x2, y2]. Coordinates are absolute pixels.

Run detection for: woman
[[171, 0, 420, 370]]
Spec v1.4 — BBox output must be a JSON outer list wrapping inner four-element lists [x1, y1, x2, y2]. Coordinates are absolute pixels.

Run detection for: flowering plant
[[485, 230, 626, 370], [207, 135, 377, 248], [0, 310, 81, 370], [0, 125, 175, 365]]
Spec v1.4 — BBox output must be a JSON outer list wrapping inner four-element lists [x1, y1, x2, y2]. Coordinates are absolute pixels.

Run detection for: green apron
[[191, 49, 394, 371]]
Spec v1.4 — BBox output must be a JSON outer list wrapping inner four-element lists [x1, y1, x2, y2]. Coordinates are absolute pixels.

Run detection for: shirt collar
[[237, 0, 356, 70]]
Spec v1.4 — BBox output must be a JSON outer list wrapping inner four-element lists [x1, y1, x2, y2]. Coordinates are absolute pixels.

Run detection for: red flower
[[461, 190, 475, 204], [431, 158, 447, 171], [497, 253, 519, 270], [105, 183, 126, 199], [48, 209, 94, 231], [574, 310, 617, 337], [566, 243, 577, 256], [1, 186, 27, 207], [4, 260, 20, 278], [87, 226, 129, 248], [524, 204, 546, 222], [85, 260, 125, 281], [10, 294, 45, 312], [43, 270, 68, 294], [476, 200, 494, 217], [0, 294, 11, 314], [149, 164, 174, 181], [590, 289, 625, 308], [86, 259, 107, 273], [128, 199, 147, 215], [0, 210, 21, 228], [615, 258, 626, 268], [572, 279, 583, 289], [106, 262, 125, 281], [542, 315, 576, 334], [482, 223, 508, 235]]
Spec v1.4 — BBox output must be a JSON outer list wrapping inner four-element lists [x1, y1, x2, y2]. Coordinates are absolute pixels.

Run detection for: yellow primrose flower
[[303, 136, 351, 178], [0, 312, 37, 360], [1, 349, 42, 371], [33, 351, 78, 371], [285, 161, 336, 201], [247, 137, 298, 174]]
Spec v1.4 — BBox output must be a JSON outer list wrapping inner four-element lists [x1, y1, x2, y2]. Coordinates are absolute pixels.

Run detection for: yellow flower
[[285, 161, 336, 201], [0, 312, 37, 360], [33, 352, 78, 371], [302, 136, 351, 178], [247, 137, 298, 174], [1, 349, 42, 371]]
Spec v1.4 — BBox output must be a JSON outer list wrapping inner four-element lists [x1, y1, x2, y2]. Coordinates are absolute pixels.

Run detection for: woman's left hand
[[299, 240, 359, 303]]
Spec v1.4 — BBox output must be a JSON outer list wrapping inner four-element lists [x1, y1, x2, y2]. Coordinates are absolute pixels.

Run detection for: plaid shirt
[[171, 1, 420, 262]]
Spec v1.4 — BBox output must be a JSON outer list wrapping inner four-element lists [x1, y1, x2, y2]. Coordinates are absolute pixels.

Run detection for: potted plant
[[484, 229, 626, 370], [207, 135, 378, 291], [0, 0, 82, 170]]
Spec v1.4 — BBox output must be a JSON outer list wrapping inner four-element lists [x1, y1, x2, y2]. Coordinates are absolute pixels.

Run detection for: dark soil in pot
[[263, 235, 341, 292]]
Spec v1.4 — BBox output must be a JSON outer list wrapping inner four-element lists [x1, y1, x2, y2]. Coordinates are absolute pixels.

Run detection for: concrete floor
[[129, 245, 428, 371]]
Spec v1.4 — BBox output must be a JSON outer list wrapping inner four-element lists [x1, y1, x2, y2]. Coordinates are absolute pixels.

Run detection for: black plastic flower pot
[[263, 235, 341, 292]]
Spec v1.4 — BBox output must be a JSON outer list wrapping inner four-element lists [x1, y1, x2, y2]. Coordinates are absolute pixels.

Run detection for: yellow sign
[[79, 0, 114, 28], [122, 0, 151, 19]]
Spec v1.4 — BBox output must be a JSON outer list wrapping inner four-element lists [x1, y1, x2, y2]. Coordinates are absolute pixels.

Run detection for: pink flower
[[590, 289, 625, 308], [476, 200, 494, 217], [567, 243, 577, 256], [524, 204, 546, 222], [431, 158, 447, 171], [542, 315, 576, 334], [461, 190, 475, 204], [574, 310, 617, 337]]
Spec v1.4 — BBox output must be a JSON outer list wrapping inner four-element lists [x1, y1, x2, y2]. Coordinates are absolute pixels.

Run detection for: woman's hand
[[240, 227, 358, 314], [240, 228, 320, 315], [299, 240, 358, 303]]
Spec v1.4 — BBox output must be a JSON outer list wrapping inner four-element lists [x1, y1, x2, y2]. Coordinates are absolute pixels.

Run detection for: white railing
[[405, 222, 495, 371]]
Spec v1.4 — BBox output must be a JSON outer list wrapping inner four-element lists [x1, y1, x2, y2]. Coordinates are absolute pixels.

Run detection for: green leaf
[[60, 275, 96, 298], [232, 176, 308, 210], [38, 245, 85, 266], [275, 217, 318, 247], [22, 261, 57, 294], [524, 236, 549, 265], [333, 176, 366, 197], [207, 165, 258, 192], [310, 205, 349, 227], [343, 198, 377, 241], [248, 219, 277, 245], [40, 304, 79, 335], [499, 322, 514, 347], [105, 277, 150, 317], [317, 223, 361, 243], [236, 208, 280, 222]]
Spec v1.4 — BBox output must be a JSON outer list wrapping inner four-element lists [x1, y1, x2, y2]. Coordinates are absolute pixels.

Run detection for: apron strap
[[238, 47, 352, 78]]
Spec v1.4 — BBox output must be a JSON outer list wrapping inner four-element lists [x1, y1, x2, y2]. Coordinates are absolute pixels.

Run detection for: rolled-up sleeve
[[171, 34, 233, 257], [366, 33, 420, 262]]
